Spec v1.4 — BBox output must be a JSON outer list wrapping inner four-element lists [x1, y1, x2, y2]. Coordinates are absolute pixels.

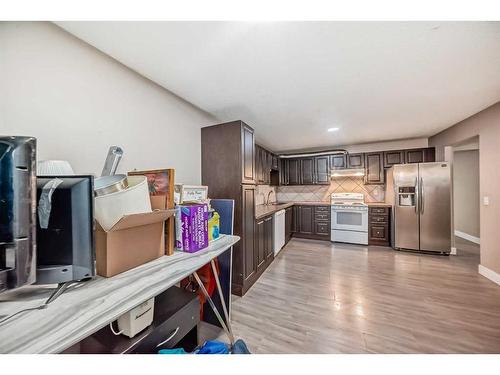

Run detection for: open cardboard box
[[95, 209, 175, 277]]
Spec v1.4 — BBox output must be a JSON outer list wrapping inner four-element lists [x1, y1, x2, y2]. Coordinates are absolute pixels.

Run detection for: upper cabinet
[[329, 154, 347, 170], [262, 145, 436, 187], [241, 123, 256, 184], [287, 159, 300, 185], [364, 152, 384, 185], [300, 158, 315, 184], [383, 150, 405, 168], [406, 148, 436, 164], [347, 153, 364, 168], [255, 144, 279, 185], [202, 120, 255, 186], [314, 156, 330, 184]]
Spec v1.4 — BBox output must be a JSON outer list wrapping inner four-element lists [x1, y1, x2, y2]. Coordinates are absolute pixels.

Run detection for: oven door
[[332, 208, 368, 232]]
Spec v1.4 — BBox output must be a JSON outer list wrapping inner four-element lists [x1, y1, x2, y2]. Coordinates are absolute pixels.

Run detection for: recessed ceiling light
[[327, 127, 339, 132]]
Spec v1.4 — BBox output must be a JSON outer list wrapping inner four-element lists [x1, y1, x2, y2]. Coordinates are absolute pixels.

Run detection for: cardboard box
[[95, 209, 174, 277]]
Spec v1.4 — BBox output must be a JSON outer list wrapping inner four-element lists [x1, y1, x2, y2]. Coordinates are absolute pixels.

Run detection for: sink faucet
[[266, 190, 275, 205]]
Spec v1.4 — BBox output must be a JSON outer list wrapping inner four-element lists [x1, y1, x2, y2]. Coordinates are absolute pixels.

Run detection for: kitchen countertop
[[0, 235, 239, 354], [255, 202, 294, 219]]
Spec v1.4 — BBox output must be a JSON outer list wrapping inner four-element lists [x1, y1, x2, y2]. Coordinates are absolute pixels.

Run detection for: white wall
[[453, 149, 480, 239], [0, 22, 216, 184]]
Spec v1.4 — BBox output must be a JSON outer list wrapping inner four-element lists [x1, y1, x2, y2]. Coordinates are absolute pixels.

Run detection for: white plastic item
[[117, 298, 155, 338], [37, 160, 74, 176], [273, 209, 286, 255], [95, 176, 152, 231]]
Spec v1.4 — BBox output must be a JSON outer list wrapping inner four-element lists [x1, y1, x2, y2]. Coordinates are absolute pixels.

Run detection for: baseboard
[[454, 230, 480, 245], [478, 265, 500, 286]]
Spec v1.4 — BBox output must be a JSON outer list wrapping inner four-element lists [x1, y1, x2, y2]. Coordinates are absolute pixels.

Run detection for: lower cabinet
[[368, 206, 391, 247], [285, 206, 293, 242], [293, 204, 331, 241]]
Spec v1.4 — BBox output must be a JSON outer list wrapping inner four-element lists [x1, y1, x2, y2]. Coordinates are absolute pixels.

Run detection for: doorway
[[452, 136, 480, 263]]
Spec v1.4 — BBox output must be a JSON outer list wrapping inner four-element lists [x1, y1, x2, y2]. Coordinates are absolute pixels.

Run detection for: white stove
[[330, 193, 368, 245]]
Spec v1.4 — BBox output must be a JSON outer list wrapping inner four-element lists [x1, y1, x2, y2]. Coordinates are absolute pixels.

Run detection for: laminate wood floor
[[202, 237, 500, 353]]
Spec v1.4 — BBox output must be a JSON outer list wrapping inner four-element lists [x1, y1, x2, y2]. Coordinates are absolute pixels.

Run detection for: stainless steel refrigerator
[[386, 162, 451, 254]]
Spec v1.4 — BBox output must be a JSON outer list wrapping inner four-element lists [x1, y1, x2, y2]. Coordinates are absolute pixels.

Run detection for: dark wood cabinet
[[423, 147, 436, 163], [314, 156, 330, 184], [255, 145, 278, 185], [255, 219, 265, 269], [242, 185, 256, 282], [364, 152, 384, 185], [264, 216, 274, 260], [242, 124, 255, 184], [405, 148, 435, 164], [300, 158, 314, 184], [347, 153, 364, 168], [285, 206, 293, 243], [330, 154, 347, 170], [368, 206, 391, 247], [292, 205, 298, 233], [271, 154, 279, 170], [288, 159, 300, 185], [298, 205, 314, 234], [293, 204, 331, 241], [406, 149, 424, 164], [201, 121, 261, 297], [383, 150, 405, 168]]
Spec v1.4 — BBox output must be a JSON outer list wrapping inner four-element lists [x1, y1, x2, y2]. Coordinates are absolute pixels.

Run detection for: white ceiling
[[57, 21, 500, 151]]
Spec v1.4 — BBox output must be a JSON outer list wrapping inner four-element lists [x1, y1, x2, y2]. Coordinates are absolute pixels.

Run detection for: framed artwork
[[128, 168, 175, 255]]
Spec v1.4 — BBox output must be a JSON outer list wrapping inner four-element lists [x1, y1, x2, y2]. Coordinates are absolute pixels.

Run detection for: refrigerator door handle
[[420, 177, 424, 214], [414, 177, 419, 213]]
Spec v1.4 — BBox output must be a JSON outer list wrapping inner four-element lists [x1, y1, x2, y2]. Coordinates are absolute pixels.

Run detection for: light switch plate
[[483, 196, 490, 206]]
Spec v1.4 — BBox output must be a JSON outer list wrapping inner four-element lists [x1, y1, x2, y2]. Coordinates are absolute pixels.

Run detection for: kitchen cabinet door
[[271, 154, 279, 170], [314, 221, 330, 237], [280, 159, 288, 185], [242, 124, 255, 184], [288, 159, 300, 185], [264, 216, 274, 260], [298, 206, 314, 234], [406, 148, 425, 164], [242, 185, 256, 282], [423, 147, 436, 162], [300, 158, 314, 184], [285, 206, 293, 242], [314, 156, 330, 184], [364, 152, 384, 184], [291, 205, 298, 233], [330, 154, 347, 170], [265, 151, 272, 184], [347, 153, 364, 168], [383, 150, 405, 168], [255, 219, 265, 269]]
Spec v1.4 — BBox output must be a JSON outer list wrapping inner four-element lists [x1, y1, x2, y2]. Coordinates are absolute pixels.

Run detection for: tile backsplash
[[276, 177, 385, 203]]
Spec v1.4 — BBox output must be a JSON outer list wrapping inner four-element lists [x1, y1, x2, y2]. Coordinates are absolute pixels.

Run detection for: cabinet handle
[[156, 327, 180, 348]]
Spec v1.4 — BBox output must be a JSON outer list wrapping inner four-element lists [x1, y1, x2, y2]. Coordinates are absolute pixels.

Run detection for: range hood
[[331, 168, 365, 178]]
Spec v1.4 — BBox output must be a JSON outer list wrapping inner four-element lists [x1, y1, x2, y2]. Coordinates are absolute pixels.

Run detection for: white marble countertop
[[0, 234, 239, 354]]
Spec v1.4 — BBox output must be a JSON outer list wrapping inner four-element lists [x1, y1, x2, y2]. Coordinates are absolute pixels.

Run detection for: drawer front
[[370, 215, 388, 224], [370, 225, 388, 240], [315, 222, 330, 236], [369, 207, 389, 215], [314, 206, 330, 212], [132, 297, 199, 353], [314, 212, 330, 221]]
